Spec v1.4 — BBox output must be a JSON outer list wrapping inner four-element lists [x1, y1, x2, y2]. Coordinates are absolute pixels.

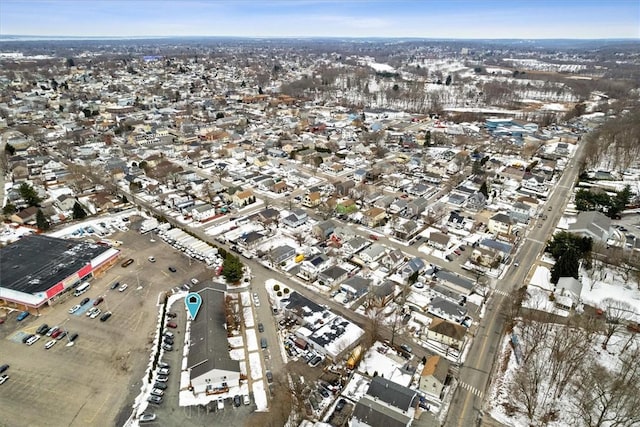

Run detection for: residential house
[[407, 183, 430, 197], [555, 276, 583, 310], [466, 192, 487, 211], [400, 257, 426, 281], [89, 192, 116, 212], [343, 237, 370, 255], [568, 211, 612, 242], [419, 355, 450, 400], [270, 245, 297, 265], [236, 231, 266, 250], [394, 220, 420, 241], [302, 191, 322, 208], [340, 276, 371, 299], [281, 208, 308, 228], [434, 270, 475, 295], [406, 197, 429, 217], [425, 318, 466, 350], [428, 232, 450, 251], [369, 280, 397, 307], [336, 199, 357, 215], [190, 203, 217, 222], [509, 201, 532, 224], [55, 194, 76, 212], [312, 220, 336, 240], [232, 189, 255, 208], [298, 254, 330, 281], [382, 249, 405, 271], [488, 213, 514, 235], [374, 195, 395, 210], [362, 207, 386, 227], [351, 376, 419, 427], [428, 296, 468, 323], [358, 244, 387, 265], [318, 265, 349, 286], [335, 180, 355, 196], [10, 206, 38, 224], [389, 199, 408, 214]]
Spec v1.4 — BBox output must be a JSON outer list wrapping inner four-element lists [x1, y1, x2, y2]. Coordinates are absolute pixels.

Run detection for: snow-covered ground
[[357, 342, 413, 387]]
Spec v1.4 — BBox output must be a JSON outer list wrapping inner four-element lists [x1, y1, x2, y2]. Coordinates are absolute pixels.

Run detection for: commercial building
[[0, 234, 119, 311]]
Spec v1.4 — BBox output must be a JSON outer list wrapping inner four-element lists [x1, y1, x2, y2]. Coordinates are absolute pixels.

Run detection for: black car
[[233, 395, 241, 407], [22, 334, 35, 343], [258, 323, 264, 333], [168, 266, 177, 273], [68, 333, 79, 342], [110, 281, 120, 290], [80, 297, 90, 306], [336, 398, 346, 411], [100, 312, 112, 322], [318, 387, 330, 398], [0, 364, 9, 374], [36, 324, 50, 335], [166, 312, 177, 318], [266, 371, 273, 383], [163, 337, 174, 346], [56, 331, 67, 340], [153, 382, 167, 390]]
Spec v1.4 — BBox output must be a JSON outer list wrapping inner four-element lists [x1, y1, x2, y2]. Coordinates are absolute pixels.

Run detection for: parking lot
[[0, 226, 210, 427]]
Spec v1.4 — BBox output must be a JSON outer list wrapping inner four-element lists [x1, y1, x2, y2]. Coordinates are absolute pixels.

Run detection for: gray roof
[[557, 277, 583, 297], [434, 270, 474, 292], [284, 291, 324, 316], [366, 376, 418, 411], [568, 211, 611, 240], [0, 235, 112, 295], [319, 265, 348, 280], [352, 396, 411, 427], [189, 287, 241, 380], [430, 296, 467, 319], [401, 257, 426, 275], [480, 238, 513, 254], [490, 212, 513, 224]]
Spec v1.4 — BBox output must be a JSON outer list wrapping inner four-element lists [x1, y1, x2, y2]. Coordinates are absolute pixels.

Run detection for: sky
[[0, 0, 639, 39]]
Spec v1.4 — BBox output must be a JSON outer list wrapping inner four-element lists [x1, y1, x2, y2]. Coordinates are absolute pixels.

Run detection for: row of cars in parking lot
[[147, 360, 172, 405], [22, 322, 79, 349]]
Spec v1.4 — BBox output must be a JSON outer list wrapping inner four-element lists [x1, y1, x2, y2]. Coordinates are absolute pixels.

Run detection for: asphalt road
[[445, 149, 586, 427]]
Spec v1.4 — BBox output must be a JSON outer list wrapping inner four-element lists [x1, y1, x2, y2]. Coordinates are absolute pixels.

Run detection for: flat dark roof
[[0, 235, 111, 295], [189, 287, 240, 379]]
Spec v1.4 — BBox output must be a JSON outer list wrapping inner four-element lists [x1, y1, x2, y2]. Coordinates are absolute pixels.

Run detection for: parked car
[[36, 324, 50, 335], [336, 398, 346, 411], [309, 356, 323, 367], [56, 331, 67, 341], [100, 312, 113, 322], [400, 344, 412, 354], [80, 297, 90, 306], [16, 311, 30, 321], [26, 335, 40, 346], [163, 337, 174, 346], [156, 375, 168, 383], [90, 309, 102, 319], [148, 256, 156, 263], [139, 413, 157, 423], [121, 258, 134, 268], [68, 305, 81, 314], [110, 281, 120, 290], [163, 331, 174, 339], [190, 278, 199, 285], [253, 293, 260, 307], [86, 307, 99, 317], [118, 283, 128, 292], [166, 322, 177, 329], [266, 371, 273, 383], [454, 249, 461, 256], [46, 326, 59, 337], [162, 344, 173, 352], [233, 394, 241, 407], [158, 367, 170, 376], [318, 387, 330, 398], [217, 397, 224, 410], [153, 382, 167, 390], [0, 364, 10, 374], [22, 334, 35, 344], [45, 340, 57, 350], [51, 329, 63, 339], [166, 312, 177, 318], [0, 374, 8, 385], [168, 266, 177, 273], [93, 297, 104, 306], [369, 234, 379, 241], [150, 388, 164, 397], [147, 395, 163, 404], [258, 323, 264, 333], [243, 394, 250, 406], [68, 333, 78, 342]]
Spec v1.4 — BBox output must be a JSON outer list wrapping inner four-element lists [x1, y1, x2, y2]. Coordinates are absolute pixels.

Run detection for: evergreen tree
[[19, 182, 42, 207], [222, 254, 243, 283], [479, 181, 489, 198], [445, 75, 452, 86], [5, 143, 15, 155], [36, 209, 50, 230], [72, 201, 87, 219]]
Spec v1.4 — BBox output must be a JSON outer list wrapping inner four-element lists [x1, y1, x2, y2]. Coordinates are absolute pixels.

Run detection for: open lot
[[0, 226, 210, 427]]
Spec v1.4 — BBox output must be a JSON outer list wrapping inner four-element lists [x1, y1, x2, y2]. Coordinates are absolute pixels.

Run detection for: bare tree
[[601, 298, 634, 350]]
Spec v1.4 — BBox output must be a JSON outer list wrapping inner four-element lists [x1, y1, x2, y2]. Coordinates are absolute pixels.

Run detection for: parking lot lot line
[[130, 311, 144, 332], [84, 392, 112, 424]]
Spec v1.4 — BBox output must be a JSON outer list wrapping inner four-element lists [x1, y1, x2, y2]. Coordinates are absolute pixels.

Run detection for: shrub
[[277, 291, 283, 297], [273, 284, 281, 292]]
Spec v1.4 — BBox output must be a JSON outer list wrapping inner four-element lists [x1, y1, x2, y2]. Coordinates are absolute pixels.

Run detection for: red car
[[369, 234, 379, 241], [454, 250, 461, 256], [166, 322, 177, 329], [93, 297, 104, 306]]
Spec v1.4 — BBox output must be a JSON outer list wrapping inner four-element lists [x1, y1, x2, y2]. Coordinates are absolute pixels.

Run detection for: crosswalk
[[493, 289, 510, 297], [458, 381, 484, 398]]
